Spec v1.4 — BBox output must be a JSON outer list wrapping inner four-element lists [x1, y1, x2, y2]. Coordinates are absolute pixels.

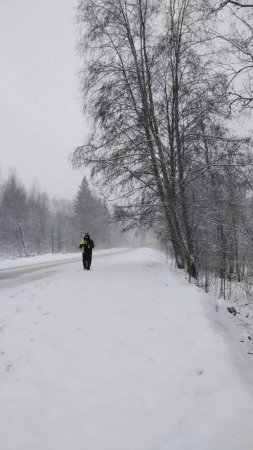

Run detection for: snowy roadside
[[207, 280, 253, 357], [0, 247, 253, 450]]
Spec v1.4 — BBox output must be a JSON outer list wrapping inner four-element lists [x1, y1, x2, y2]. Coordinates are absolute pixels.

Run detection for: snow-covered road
[[1, 247, 253, 450], [0, 248, 131, 286]]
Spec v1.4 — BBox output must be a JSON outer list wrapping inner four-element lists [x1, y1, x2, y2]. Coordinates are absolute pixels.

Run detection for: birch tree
[[73, 0, 237, 277], [74, 1, 196, 275]]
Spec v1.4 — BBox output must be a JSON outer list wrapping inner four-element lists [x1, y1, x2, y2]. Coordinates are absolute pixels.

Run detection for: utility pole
[[19, 224, 27, 256], [51, 227, 54, 254]]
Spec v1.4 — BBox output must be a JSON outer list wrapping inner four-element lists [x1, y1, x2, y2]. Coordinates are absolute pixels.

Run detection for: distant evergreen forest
[[0, 171, 114, 258]]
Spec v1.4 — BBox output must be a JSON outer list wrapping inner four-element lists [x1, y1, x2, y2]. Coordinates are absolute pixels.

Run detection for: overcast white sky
[[0, 0, 87, 199]]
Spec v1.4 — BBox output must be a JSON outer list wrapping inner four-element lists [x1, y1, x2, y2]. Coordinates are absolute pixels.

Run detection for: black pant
[[82, 252, 92, 270]]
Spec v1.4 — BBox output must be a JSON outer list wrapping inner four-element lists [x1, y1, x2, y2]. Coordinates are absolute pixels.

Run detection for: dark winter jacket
[[79, 237, 94, 256]]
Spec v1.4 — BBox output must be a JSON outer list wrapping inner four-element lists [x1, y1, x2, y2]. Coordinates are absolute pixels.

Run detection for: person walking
[[79, 233, 95, 270]]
